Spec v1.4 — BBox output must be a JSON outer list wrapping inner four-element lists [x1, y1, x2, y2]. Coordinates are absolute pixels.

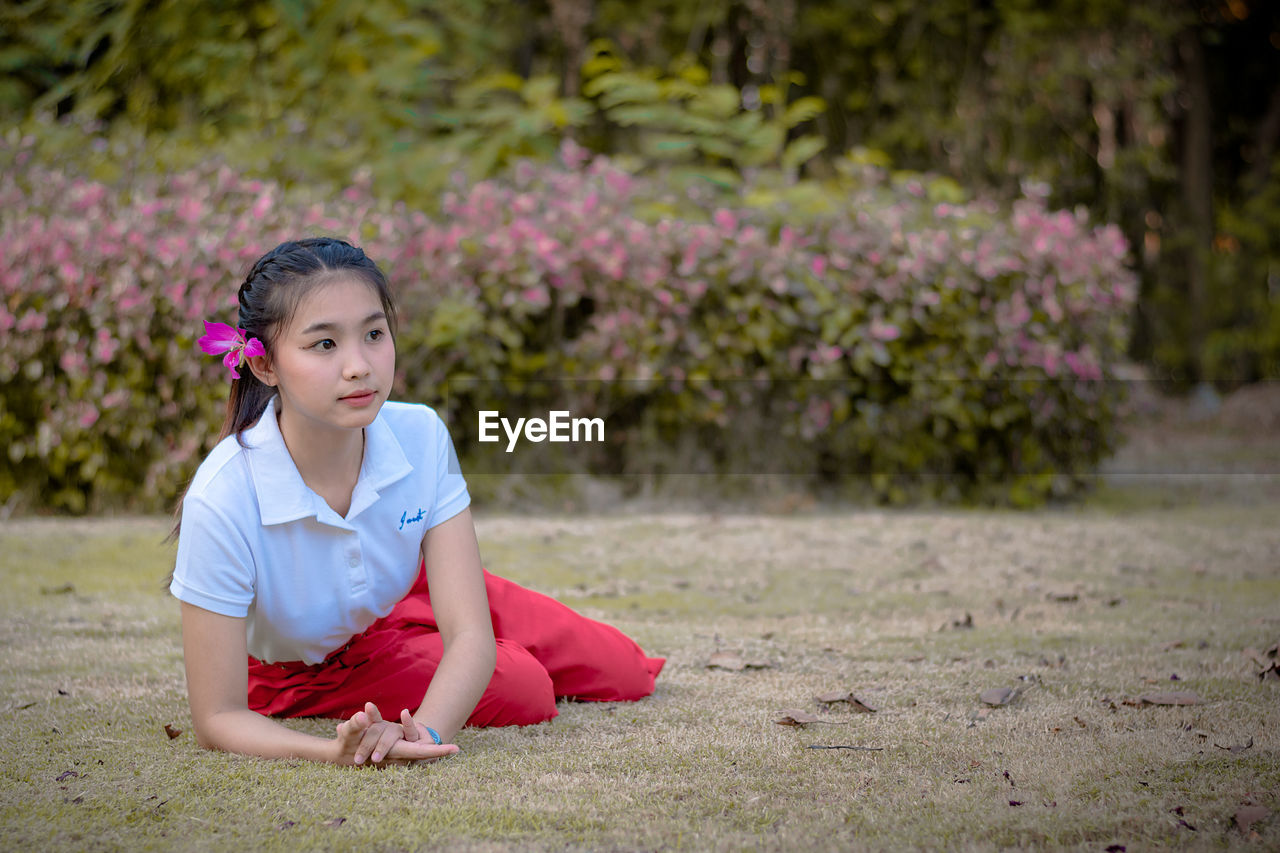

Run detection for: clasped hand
[[333, 701, 458, 766]]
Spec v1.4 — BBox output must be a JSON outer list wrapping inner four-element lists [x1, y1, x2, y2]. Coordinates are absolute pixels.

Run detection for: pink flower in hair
[[198, 321, 265, 380]]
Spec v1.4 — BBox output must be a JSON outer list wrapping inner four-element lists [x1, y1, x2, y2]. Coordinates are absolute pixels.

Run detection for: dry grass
[[1, 491, 1278, 851]]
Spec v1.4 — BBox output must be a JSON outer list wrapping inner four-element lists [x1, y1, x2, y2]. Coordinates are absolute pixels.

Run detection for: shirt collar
[[244, 396, 413, 527]]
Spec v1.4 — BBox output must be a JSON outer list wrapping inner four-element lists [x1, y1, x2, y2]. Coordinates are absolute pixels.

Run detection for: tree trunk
[[1177, 25, 1213, 380], [549, 0, 593, 97], [1246, 81, 1280, 197]]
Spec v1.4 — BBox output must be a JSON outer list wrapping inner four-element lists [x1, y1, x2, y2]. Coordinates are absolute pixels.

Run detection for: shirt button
[[346, 553, 360, 568]]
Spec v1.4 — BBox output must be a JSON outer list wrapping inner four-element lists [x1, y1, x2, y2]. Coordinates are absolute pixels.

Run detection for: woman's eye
[[312, 339, 336, 352], [368, 329, 385, 342]]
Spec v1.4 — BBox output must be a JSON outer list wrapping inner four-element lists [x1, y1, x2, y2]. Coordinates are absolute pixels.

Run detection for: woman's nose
[[344, 353, 372, 379]]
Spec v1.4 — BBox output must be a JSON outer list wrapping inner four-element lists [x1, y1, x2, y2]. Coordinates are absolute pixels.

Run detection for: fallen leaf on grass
[[1214, 737, 1253, 754], [814, 692, 878, 713], [163, 724, 182, 740], [278, 821, 297, 830], [1104, 845, 1125, 852], [55, 770, 79, 782], [1008, 800, 1024, 806], [775, 709, 843, 727], [1046, 592, 1078, 603], [1160, 640, 1186, 651], [940, 612, 974, 631], [707, 652, 745, 670], [1134, 691, 1202, 706], [323, 817, 346, 828], [707, 652, 770, 671], [980, 687, 1016, 706], [40, 583, 75, 595], [1235, 805, 1269, 833], [805, 744, 883, 752], [1242, 647, 1268, 667]]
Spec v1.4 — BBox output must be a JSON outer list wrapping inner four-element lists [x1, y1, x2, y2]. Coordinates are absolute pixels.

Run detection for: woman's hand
[[333, 701, 458, 766], [398, 708, 442, 746]]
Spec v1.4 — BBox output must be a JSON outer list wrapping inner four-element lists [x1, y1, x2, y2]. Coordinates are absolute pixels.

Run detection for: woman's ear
[[246, 353, 277, 387]]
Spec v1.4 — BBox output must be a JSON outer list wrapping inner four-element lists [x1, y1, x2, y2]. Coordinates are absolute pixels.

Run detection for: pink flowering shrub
[[0, 133, 1135, 511], [0, 133, 384, 510], [397, 143, 1136, 505]]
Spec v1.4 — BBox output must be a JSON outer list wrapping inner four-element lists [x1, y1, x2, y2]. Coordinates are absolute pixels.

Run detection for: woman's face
[[251, 275, 396, 437]]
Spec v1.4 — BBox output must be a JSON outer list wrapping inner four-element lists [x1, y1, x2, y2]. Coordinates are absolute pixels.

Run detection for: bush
[[0, 129, 1136, 512]]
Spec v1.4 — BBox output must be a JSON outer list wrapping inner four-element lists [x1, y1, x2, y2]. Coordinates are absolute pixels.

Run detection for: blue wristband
[[423, 726, 442, 745]]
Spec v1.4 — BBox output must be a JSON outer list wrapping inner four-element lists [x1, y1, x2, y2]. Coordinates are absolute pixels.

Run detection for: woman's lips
[[340, 390, 376, 408]]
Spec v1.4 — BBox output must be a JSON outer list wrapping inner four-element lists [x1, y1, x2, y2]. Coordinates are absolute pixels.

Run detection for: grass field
[[2, 386, 1279, 850], [1, 486, 1278, 851]]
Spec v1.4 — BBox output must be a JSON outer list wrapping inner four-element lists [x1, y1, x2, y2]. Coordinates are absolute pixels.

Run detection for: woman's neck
[[275, 408, 365, 516]]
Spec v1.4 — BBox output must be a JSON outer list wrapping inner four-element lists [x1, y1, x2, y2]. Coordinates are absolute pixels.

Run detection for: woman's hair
[[169, 237, 397, 543]]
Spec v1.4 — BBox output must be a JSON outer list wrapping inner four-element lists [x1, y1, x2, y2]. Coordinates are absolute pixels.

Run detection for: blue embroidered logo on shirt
[[399, 508, 426, 530]]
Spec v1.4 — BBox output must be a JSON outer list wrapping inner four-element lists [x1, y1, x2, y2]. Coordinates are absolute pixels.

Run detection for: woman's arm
[[180, 602, 456, 764], [410, 508, 497, 741]]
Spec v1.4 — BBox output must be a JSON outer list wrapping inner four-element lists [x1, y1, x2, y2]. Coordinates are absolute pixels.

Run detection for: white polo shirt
[[170, 396, 470, 665]]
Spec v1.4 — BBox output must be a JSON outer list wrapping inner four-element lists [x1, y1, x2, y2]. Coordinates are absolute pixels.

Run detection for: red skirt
[[246, 566, 664, 727]]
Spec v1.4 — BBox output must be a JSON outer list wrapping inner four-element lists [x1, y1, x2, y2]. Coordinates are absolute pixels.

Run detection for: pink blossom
[[1043, 347, 1060, 377], [17, 310, 47, 332], [198, 321, 265, 380], [869, 320, 901, 341], [251, 191, 272, 220], [93, 328, 118, 362], [177, 197, 205, 223], [559, 138, 591, 170], [810, 255, 828, 277]]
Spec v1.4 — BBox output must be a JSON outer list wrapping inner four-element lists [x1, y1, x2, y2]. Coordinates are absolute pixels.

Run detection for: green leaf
[[691, 85, 741, 120], [522, 76, 559, 106], [781, 135, 826, 171], [782, 96, 826, 127], [640, 133, 698, 159]]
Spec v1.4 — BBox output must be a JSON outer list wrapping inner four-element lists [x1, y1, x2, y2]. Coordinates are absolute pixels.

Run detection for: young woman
[[171, 237, 663, 766]]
